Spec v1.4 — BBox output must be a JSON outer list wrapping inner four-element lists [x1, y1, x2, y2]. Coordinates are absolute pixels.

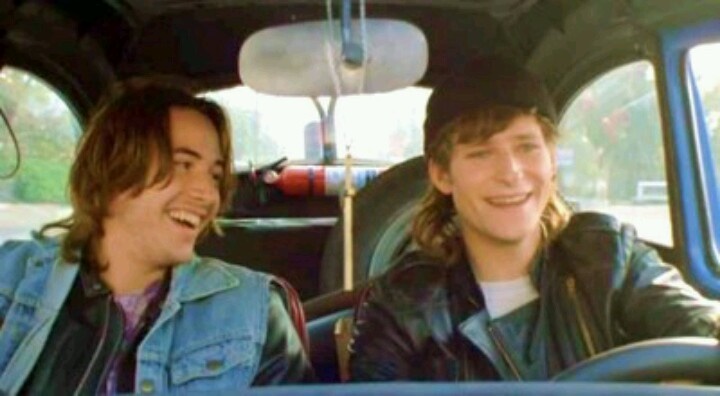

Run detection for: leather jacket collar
[[79, 266, 111, 298], [447, 248, 547, 325], [448, 256, 484, 321], [447, 251, 549, 380]]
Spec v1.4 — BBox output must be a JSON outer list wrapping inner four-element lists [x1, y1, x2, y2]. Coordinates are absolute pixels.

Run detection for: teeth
[[169, 210, 202, 228], [487, 194, 528, 205]]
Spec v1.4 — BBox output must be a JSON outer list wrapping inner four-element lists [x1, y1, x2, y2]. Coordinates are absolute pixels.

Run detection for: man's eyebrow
[[174, 147, 226, 167], [512, 132, 543, 141]]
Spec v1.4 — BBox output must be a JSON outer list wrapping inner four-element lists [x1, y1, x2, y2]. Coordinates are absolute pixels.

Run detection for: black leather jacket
[[349, 213, 720, 381]]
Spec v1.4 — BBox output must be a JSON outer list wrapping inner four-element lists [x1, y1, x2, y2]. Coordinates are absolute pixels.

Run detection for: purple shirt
[[104, 280, 165, 395]]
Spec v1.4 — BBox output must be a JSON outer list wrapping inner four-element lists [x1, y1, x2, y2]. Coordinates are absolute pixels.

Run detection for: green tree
[[560, 62, 664, 202], [0, 67, 79, 203]]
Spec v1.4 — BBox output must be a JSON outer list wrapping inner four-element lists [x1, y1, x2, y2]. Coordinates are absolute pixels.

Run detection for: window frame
[[659, 19, 720, 296]]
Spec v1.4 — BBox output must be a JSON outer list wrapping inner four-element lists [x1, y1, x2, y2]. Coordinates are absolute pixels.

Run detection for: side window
[[559, 61, 671, 246], [689, 43, 720, 199], [0, 67, 81, 243], [689, 41, 720, 265]]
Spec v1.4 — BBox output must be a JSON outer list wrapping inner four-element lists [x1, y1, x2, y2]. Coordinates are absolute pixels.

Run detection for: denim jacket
[[0, 236, 281, 394]]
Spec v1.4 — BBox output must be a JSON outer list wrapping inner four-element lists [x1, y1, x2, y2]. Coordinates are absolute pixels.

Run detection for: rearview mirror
[[238, 19, 428, 96]]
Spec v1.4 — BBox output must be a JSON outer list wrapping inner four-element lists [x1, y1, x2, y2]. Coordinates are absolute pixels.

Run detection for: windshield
[[203, 86, 431, 169]]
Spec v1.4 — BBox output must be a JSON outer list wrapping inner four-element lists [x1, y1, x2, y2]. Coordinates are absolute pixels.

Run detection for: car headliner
[[2, 1, 720, 116]]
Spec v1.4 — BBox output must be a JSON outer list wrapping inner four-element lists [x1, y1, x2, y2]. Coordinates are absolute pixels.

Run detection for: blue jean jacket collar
[[74, 254, 240, 303], [168, 256, 241, 303], [13, 239, 78, 311]]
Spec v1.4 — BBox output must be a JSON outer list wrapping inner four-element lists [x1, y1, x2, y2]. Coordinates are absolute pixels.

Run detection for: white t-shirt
[[479, 275, 539, 319]]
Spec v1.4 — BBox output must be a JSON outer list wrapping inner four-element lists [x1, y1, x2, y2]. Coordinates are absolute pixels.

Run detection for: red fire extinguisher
[[262, 165, 385, 196]]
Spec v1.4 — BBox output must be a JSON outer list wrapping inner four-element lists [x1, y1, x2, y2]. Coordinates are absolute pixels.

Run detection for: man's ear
[[428, 159, 452, 195]]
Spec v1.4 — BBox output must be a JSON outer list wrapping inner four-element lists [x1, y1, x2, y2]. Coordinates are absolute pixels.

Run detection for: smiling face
[[429, 113, 556, 248], [101, 107, 224, 269]]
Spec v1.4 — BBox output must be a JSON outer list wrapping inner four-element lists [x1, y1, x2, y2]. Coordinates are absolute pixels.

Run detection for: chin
[[168, 249, 195, 265], [491, 234, 528, 245], [488, 226, 537, 245]]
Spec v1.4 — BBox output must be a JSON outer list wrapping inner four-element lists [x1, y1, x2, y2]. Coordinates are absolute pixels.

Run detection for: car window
[[559, 61, 671, 246], [203, 86, 430, 169], [689, 41, 720, 263], [0, 66, 80, 244], [689, 43, 720, 183]]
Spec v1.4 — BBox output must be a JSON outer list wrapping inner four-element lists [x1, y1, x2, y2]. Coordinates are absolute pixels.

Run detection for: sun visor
[[238, 19, 428, 96]]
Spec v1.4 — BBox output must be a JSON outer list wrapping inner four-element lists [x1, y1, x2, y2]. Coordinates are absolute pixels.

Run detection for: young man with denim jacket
[[349, 55, 720, 381], [0, 79, 314, 394]]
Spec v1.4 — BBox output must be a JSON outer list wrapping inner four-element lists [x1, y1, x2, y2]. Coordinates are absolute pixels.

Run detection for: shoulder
[[0, 235, 60, 260], [174, 257, 275, 310], [560, 211, 627, 235], [553, 211, 639, 249], [368, 250, 450, 307], [199, 260, 297, 310], [0, 236, 60, 274], [0, 236, 61, 297], [172, 258, 277, 333], [551, 211, 651, 272], [195, 256, 274, 286]]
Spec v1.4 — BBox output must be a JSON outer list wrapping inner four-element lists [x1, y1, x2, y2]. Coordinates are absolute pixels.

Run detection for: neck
[[463, 227, 542, 282], [93, 234, 169, 295]]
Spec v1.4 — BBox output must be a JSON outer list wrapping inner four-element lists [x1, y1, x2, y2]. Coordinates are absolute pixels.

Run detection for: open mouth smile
[[168, 210, 203, 230], [485, 193, 532, 207]]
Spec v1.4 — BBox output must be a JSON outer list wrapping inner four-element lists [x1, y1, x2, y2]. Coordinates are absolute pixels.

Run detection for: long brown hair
[[41, 78, 235, 266], [412, 106, 571, 265]]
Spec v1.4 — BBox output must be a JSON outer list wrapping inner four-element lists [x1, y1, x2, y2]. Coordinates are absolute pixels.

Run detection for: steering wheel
[[553, 337, 720, 383]]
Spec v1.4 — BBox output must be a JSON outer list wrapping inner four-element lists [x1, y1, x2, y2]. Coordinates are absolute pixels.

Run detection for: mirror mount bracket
[[340, 0, 364, 68]]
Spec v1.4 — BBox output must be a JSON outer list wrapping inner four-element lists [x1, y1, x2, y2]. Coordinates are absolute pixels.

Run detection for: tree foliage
[[0, 67, 80, 203], [560, 62, 665, 203]]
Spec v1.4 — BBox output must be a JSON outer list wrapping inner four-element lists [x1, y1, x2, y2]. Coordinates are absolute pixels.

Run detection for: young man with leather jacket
[[0, 79, 314, 394], [349, 55, 720, 381]]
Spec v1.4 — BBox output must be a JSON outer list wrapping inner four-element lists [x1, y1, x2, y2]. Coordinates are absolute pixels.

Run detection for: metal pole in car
[[342, 148, 355, 291], [336, 0, 364, 381]]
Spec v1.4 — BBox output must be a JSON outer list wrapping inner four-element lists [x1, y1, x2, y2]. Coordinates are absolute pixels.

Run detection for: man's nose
[[495, 152, 522, 183], [187, 172, 218, 201]]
